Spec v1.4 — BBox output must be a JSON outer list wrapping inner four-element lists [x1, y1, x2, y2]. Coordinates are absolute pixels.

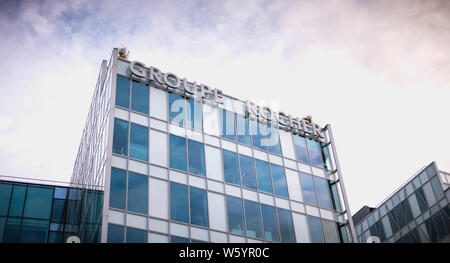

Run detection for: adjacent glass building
[[353, 162, 450, 243], [0, 176, 103, 243]]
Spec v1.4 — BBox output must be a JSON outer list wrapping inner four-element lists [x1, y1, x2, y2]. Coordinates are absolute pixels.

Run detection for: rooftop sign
[[128, 61, 325, 140]]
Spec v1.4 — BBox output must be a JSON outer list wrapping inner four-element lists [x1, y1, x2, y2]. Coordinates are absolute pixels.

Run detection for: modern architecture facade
[[353, 162, 450, 243], [0, 176, 103, 243]]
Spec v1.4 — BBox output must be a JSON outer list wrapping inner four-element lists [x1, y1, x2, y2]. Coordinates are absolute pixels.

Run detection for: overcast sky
[[0, 0, 449, 214]]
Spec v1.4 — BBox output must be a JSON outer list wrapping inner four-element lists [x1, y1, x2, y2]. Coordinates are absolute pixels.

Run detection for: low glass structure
[[354, 162, 450, 243]]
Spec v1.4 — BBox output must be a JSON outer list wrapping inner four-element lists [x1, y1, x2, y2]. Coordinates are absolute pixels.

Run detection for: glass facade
[[355, 163, 450, 243], [75, 51, 355, 243], [0, 180, 103, 243]]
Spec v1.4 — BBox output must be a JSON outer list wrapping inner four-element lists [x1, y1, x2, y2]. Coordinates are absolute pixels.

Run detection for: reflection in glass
[[308, 216, 325, 243], [236, 114, 251, 146], [130, 123, 148, 161], [169, 93, 185, 126], [8, 185, 26, 217], [222, 109, 236, 141], [314, 177, 332, 209], [115, 75, 130, 109], [131, 80, 149, 114], [266, 124, 282, 155], [186, 98, 202, 131], [223, 150, 240, 185], [278, 208, 296, 243], [112, 118, 128, 156], [227, 196, 244, 235], [300, 173, 317, 205], [19, 218, 49, 243], [293, 135, 309, 164], [127, 172, 148, 214], [255, 160, 272, 194], [109, 168, 126, 210], [271, 164, 289, 198], [107, 224, 124, 243], [126, 227, 147, 243], [169, 134, 187, 172], [307, 139, 324, 168], [170, 182, 188, 223], [23, 186, 53, 219], [239, 155, 257, 190], [190, 187, 208, 227], [244, 200, 262, 239], [188, 140, 205, 176], [261, 204, 279, 242]]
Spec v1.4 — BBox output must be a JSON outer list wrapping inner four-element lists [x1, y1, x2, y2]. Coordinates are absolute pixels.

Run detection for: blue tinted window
[[51, 199, 66, 223], [278, 208, 296, 243], [255, 160, 272, 194], [308, 216, 325, 243], [314, 177, 332, 209], [116, 75, 130, 108], [0, 183, 12, 216], [330, 183, 342, 212], [261, 204, 279, 242], [131, 80, 149, 114], [23, 186, 53, 219], [48, 231, 64, 243], [293, 135, 309, 164], [236, 114, 251, 146], [171, 236, 190, 243], [169, 93, 185, 127], [0, 217, 5, 242], [266, 124, 282, 155], [170, 182, 188, 223], [307, 139, 324, 168], [3, 217, 21, 242], [8, 185, 26, 217], [128, 172, 148, 214], [19, 218, 49, 243], [250, 119, 267, 151], [110, 168, 127, 210], [227, 196, 245, 235], [130, 123, 148, 161], [320, 142, 332, 171], [239, 155, 257, 190], [126, 227, 147, 243], [271, 164, 289, 198], [107, 224, 124, 243], [169, 134, 187, 172], [223, 150, 240, 185], [300, 173, 317, 205], [221, 109, 236, 141], [244, 200, 262, 239], [190, 187, 208, 227], [188, 140, 205, 176], [53, 187, 67, 199], [186, 98, 202, 131], [113, 118, 128, 156]]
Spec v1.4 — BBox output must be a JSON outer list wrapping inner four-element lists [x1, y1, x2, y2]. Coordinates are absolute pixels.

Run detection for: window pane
[[255, 160, 272, 194], [278, 208, 295, 243], [8, 185, 27, 217], [271, 164, 289, 198], [113, 118, 128, 156], [236, 114, 251, 146], [190, 187, 208, 227], [430, 176, 445, 201], [408, 193, 421, 218], [227, 196, 245, 235], [0, 217, 5, 242], [19, 218, 49, 243], [415, 187, 429, 212], [130, 123, 148, 161], [250, 119, 266, 151], [223, 150, 240, 185], [221, 109, 236, 141], [261, 204, 279, 242], [239, 155, 257, 190], [300, 173, 317, 205], [169, 134, 187, 172], [3, 217, 21, 242], [292, 135, 309, 164], [131, 80, 149, 114], [128, 172, 148, 214], [307, 139, 324, 168], [115, 75, 130, 108], [381, 215, 393, 238], [109, 168, 127, 210], [188, 140, 205, 176], [314, 177, 332, 209], [322, 220, 339, 243], [126, 227, 147, 243], [186, 98, 202, 131], [169, 93, 185, 126], [308, 216, 325, 243], [170, 182, 188, 223], [171, 236, 190, 243], [266, 124, 282, 155], [53, 187, 67, 199], [244, 200, 262, 239], [51, 199, 66, 223], [0, 183, 12, 216], [320, 142, 332, 171], [208, 192, 227, 231], [422, 182, 437, 207], [108, 224, 124, 243], [330, 183, 342, 212]]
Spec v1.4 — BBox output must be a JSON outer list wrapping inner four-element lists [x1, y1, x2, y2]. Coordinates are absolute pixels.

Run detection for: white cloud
[[0, 0, 449, 213]]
